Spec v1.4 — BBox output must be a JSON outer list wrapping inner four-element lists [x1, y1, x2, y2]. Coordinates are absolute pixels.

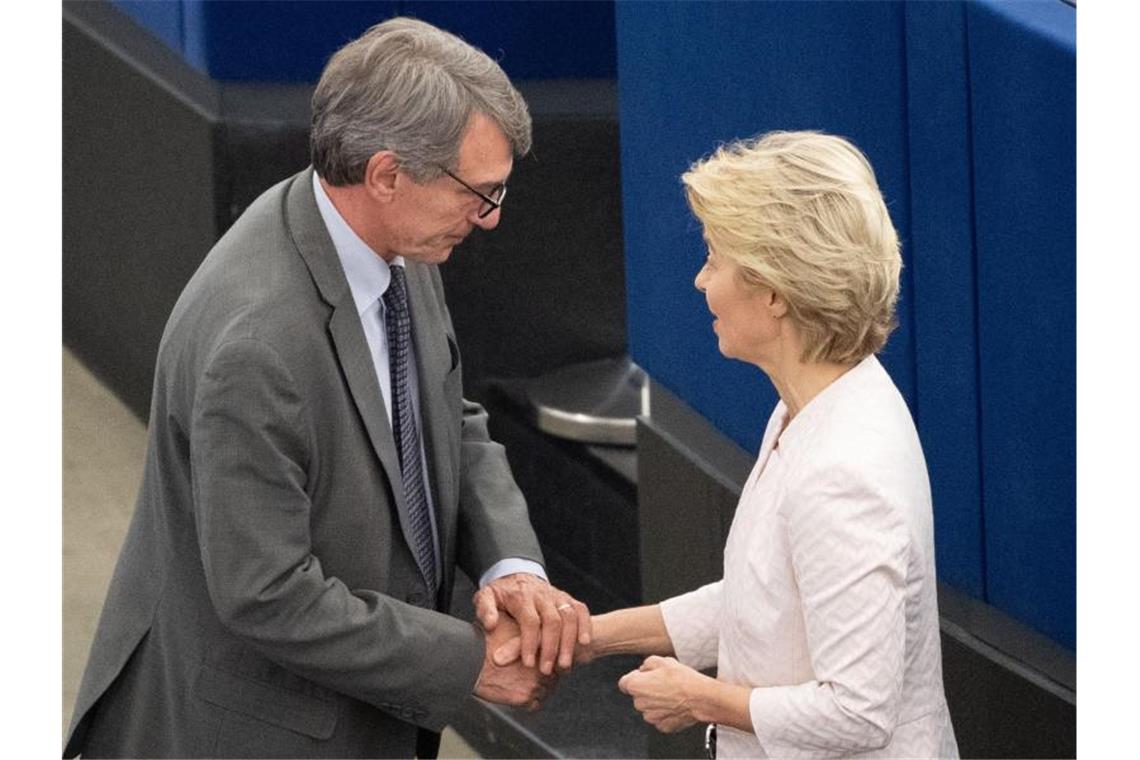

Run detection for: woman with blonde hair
[[524, 131, 958, 757]]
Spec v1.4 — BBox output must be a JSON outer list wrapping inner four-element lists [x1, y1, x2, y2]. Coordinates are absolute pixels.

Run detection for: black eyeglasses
[[440, 166, 507, 219]]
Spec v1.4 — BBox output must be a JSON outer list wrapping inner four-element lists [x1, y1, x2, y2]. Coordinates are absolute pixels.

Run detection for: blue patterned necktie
[[382, 264, 437, 592]]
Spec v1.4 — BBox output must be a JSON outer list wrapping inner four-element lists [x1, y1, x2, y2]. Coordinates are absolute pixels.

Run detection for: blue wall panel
[[903, 3, 985, 599], [617, 0, 915, 455], [618, 0, 1075, 649], [180, 1, 399, 82], [403, 1, 616, 80], [969, 0, 1076, 649], [117, 0, 615, 83]]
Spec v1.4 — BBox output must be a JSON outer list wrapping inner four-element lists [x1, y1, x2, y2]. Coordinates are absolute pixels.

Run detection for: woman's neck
[[760, 339, 855, 420], [750, 323, 856, 421], [772, 361, 852, 418]]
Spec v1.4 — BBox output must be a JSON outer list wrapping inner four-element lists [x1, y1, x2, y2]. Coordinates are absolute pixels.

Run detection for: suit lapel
[[326, 306, 406, 511], [285, 169, 416, 541]]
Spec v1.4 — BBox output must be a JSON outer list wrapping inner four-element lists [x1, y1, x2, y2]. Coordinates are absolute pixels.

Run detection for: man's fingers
[[472, 587, 500, 630], [517, 608, 541, 669], [574, 600, 591, 645], [523, 675, 556, 712], [555, 601, 579, 670], [493, 636, 522, 666], [537, 599, 563, 675], [481, 578, 592, 675]]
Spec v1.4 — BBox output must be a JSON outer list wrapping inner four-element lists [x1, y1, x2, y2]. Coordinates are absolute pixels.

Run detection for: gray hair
[[311, 17, 532, 186]]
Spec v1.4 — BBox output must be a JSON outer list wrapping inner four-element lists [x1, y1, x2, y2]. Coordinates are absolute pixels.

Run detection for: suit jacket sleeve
[[191, 336, 485, 732], [454, 397, 545, 578]]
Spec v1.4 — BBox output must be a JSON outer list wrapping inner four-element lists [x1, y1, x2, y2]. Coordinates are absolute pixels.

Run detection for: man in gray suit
[[65, 17, 589, 759]]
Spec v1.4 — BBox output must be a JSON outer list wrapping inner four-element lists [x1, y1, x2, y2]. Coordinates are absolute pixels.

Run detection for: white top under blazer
[[661, 355, 959, 758]]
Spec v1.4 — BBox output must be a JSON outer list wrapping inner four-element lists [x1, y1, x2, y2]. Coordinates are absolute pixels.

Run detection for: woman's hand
[[618, 656, 708, 733], [619, 655, 754, 735]]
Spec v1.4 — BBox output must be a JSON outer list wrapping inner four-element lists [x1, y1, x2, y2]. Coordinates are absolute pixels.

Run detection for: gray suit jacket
[[64, 168, 543, 758]]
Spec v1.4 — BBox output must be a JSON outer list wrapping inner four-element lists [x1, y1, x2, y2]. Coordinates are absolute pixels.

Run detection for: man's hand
[[472, 573, 590, 675], [618, 656, 708, 734], [491, 617, 599, 672], [473, 616, 557, 711]]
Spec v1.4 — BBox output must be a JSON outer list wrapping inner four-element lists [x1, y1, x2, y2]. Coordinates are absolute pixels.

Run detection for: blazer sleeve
[[748, 461, 908, 755], [660, 580, 724, 671], [191, 336, 485, 732]]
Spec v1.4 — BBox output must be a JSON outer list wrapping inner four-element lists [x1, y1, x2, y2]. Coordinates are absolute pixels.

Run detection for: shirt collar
[[312, 171, 405, 315]]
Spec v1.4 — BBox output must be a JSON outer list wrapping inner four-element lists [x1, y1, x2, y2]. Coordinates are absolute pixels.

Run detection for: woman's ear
[[768, 288, 789, 319]]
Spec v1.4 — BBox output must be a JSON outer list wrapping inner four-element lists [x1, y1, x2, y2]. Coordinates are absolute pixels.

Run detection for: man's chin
[[402, 242, 458, 265], [432, 244, 457, 263], [433, 238, 464, 261]]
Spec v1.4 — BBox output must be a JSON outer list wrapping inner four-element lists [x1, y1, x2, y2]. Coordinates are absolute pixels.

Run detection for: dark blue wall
[[616, 0, 915, 453], [113, 0, 616, 81], [967, 0, 1075, 651], [617, 0, 1075, 650]]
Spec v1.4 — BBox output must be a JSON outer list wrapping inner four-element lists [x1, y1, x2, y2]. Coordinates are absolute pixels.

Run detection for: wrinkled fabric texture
[[662, 356, 958, 758]]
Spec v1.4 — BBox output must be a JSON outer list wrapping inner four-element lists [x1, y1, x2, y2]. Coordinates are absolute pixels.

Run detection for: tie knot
[[384, 264, 407, 311]]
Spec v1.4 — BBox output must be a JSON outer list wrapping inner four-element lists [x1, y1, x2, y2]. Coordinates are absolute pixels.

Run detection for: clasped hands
[[472, 579, 716, 731], [471, 573, 589, 710]]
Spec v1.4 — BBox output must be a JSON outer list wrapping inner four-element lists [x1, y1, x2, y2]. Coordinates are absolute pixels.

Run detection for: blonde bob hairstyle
[[683, 131, 901, 365]]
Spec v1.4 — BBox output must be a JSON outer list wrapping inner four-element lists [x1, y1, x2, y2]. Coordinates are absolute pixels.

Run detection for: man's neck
[[318, 176, 395, 262]]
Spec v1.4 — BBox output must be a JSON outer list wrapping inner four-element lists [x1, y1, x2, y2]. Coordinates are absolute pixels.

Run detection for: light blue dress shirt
[[312, 173, 545, 589]]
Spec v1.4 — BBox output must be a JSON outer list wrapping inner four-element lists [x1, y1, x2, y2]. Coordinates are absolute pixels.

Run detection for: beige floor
[[62, 347, 479, 757]]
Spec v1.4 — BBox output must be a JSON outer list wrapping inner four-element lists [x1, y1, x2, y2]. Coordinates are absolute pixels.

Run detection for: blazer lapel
[[284, 169, 415, 537]]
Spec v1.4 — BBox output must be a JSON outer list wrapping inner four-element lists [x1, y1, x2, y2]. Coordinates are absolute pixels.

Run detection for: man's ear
[[363, 151, 400, 203]]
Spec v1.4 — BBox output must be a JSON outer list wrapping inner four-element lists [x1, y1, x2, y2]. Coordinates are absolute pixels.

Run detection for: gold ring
[[557, 603, 573, 611]]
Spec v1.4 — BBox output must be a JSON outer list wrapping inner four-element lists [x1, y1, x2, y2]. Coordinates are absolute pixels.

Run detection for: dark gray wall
[[64, 2, 222, 417]]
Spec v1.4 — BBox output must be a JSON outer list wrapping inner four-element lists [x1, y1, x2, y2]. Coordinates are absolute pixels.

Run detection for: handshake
[[468, 573, 593, 711], [467, 576, 716, 735]]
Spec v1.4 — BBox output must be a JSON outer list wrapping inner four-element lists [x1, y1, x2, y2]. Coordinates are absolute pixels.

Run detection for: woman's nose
[[694, 264, 708, 293]]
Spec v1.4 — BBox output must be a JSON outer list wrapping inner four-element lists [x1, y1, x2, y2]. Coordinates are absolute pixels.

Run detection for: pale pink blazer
[[661, 356, 959, 758]]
